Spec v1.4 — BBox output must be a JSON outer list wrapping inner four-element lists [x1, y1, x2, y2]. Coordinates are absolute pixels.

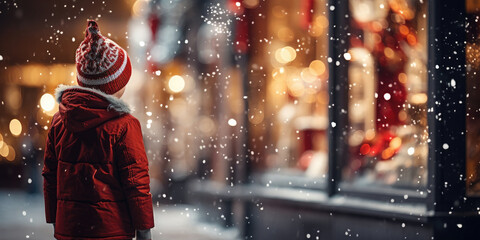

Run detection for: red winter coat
[[42, 85, 154, 240]]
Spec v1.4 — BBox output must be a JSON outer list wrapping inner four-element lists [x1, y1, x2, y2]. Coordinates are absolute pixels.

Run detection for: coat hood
[[55, 85, 132, 132]]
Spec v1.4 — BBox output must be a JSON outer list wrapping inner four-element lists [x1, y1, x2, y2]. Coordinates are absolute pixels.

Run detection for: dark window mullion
[[427, 0, 467, 212], [327, 0, 350, 197]]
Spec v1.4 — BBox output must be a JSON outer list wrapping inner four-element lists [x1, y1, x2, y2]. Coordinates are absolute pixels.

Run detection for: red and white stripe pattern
[[75, 20, 131, 94]]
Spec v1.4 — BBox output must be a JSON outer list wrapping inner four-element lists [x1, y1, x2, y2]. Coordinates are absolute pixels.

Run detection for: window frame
[[325, 0, 472, 209], [197, 0, 475, 211], [328, 0, 430, 201]]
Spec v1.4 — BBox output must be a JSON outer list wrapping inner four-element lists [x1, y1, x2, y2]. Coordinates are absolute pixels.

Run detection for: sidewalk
[[0, 191, 240, 240]]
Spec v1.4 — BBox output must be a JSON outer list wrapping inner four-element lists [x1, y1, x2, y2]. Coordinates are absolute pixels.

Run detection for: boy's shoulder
[[113, 113, 138, 123], [103, 113, 141, 135]]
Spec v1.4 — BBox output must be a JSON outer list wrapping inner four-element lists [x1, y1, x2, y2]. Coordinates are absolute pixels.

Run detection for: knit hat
[[75, 20, 131, 95]]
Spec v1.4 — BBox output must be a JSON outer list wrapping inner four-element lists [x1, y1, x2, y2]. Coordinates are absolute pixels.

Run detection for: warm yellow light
[[309, 60, 326, 76], [0, 134, 3, 149], [274, 49, 284, 63], [132, 0, 148, 16], [45, 107, 57, 116], [349, 130, 365, 147], [389, 137, 402, 149], [6, 145, 15, 161], [281, 47, 296, 62], [272, 5, 286, 18], [275, 46, 296, 64], [40, 93, 55, 111], [410, 93, 428, 104], [5, 85, 22, 110], [384, 47, 395, 59], [277, 27, 294, 42], [168, 75, 186, 93], [398, 110, 408, 122], [287, 78, 305, 97], [304, 88, 317, 103], [269, 79, 287, 96], [9, 119, 22, 137], [398, 73, 408, 84], [0, 144, 9, 158], [309, 15, 329, 37], [272, 68, 287, 81], [243, 0, 259, 8], [314, 15, 329, 28], [381, 147, 395, 160], [301, 68, 317, 83], [249, 109, 264, 125], [309, 25, 323, 37], [365, 129, 376, 141]]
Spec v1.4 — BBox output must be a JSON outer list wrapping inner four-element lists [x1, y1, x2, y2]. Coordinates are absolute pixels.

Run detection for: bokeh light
[[40, 93, 55, 111], [5, 145, 15, 161], [0, 143, 9, 158], [168, 75, 186, 93], [9, 119, 22, 137], [243, 0, 259, 8], [275, 46, 297, 64], [301, 68, 317, 83], [308, 60, 326, 76], [132, 0, 149, 16]]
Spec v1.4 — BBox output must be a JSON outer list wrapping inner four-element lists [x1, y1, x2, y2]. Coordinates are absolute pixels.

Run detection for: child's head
[[113, 86, 126, 98], [75, 20, 131, 96]]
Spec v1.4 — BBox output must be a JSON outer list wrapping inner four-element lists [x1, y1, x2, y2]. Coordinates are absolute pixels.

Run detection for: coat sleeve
[[116, 117, 154, 230], [42, 116, 58, 224]]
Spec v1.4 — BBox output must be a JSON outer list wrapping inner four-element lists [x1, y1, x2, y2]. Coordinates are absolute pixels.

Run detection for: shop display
[[344, 0, 428, 188], [259, 0, 329, 183]]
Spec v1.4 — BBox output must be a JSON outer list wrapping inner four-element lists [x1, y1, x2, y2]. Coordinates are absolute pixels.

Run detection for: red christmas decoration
[[228, 0, 249, 54], [351, 4, 418, 161], [300, 0, 315, 30], [227, 0, 244, 14], [234, 15, 249, 53], [148, 13, 160, 42]]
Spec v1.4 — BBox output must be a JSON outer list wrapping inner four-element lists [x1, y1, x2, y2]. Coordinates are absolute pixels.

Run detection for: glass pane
[[342, 0, 428, 188], [466, 0, 480, 195], [252, 0, 329, 187]]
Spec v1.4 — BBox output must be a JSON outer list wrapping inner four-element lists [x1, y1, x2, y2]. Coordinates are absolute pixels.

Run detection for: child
[[42, 20, 154, 240]]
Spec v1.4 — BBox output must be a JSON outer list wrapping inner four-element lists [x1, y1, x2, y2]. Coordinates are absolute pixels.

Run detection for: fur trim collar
[[55, 84, 133, 114]]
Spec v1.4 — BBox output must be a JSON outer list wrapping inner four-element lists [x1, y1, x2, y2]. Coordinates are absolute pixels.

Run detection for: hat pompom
[[86, 20, 100, 38]]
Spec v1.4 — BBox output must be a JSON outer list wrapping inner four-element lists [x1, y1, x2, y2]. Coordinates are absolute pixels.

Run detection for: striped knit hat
[[75, 20, 131, 94]]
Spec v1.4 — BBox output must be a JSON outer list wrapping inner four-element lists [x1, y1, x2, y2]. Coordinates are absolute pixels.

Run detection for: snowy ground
[[0, 191, 240, 240]]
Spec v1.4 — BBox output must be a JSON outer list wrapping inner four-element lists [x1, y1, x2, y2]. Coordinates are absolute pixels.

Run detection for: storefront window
[[466, 0, 480, 196], [342, 0, 428, 189], [256, 0, 329, 188]]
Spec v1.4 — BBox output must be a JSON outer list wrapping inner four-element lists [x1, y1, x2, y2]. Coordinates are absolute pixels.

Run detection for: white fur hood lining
[[54, 85, 132, 114]]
